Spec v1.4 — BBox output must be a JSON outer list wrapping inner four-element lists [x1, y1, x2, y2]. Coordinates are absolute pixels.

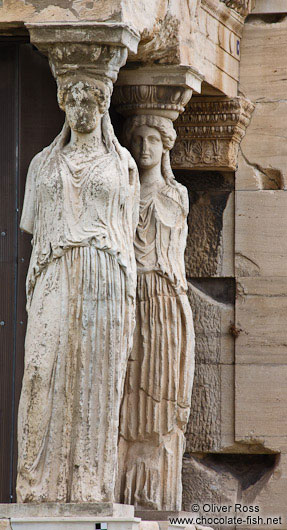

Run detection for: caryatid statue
[[114, 82, 195, 511], [16, 32, 140, 503]]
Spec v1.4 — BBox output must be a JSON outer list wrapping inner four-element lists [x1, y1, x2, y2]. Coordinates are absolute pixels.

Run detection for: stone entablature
[[220, 0, 255, 16], [171, 96, 254, 171], [0, 0, 252, 98]]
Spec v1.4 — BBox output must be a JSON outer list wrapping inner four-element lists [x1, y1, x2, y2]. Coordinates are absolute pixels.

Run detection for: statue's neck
[[139, 166, 166, 196], [65, 122, 107, 155]]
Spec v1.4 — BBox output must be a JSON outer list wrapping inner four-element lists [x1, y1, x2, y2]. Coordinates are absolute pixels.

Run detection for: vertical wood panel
[[0, 43, 17, 503]]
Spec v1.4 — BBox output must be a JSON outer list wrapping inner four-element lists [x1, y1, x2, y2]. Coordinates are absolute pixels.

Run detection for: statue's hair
[[122, 114, 177, 183]]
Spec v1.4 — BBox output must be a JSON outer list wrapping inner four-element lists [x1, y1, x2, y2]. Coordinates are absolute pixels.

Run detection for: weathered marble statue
[[17, 74, 139, 502], [117, 114, 195, 511]]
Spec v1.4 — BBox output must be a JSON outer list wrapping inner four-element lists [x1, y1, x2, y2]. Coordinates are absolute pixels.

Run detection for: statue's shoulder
[[28, 146, 51, 177], [30, 150, 44, 167], [119, 145, 138, 171], [161, 181, 189, 215]]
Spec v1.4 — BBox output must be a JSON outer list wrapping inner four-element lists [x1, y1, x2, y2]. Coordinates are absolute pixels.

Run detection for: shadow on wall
[[183, 453, 279, 508]]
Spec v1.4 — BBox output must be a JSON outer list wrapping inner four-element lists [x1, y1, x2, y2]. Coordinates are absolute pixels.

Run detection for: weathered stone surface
[[235, 191, 287, 277], [236, 277, 287, 364], [193, 0, 245, 96], [240, 16, 287, 102], [253, 0, 287, 13], [0, 504, 134, 518], [232, 14, 287, 528], [183, 453, 278, 526], [173, 170, 234, 278], [139, 521, 159, 530], [116, 97, 194, 510], [186, 283, 234, 452], [184, 191, 234, 278], [187, 363, 221, 453], [237, 453, 286, 530], [114, 64, 202, 121], [235, 364, 287, 452], [238, 101, 287, 191], [0, 0, 247, 96], [237, 16, 287, 191], [17, 36, 140, 502], [182, 456, 239, 509], [172, 97, 254, 171], [0, 506, 141, 530], [116, 83, 194, 511], [10, 520, 141, 530], [188, 282, 234, 365], [220, 0, 254, 16], [0, 521, 11, 530]]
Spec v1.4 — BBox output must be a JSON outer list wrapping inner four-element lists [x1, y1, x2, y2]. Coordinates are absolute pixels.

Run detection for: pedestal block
[[0, 504, 142, 530], [0, 505, 199, 530]]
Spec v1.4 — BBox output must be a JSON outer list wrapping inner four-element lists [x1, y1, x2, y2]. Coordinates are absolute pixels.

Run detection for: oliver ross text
[[202, 504, 260, 513]]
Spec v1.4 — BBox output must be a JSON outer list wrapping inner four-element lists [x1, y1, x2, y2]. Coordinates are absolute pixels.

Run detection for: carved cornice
[[171, 96, 254, 170], [201, 0, 246, 37], [26, 23, 140, 85], [220, 0, 254, 17]]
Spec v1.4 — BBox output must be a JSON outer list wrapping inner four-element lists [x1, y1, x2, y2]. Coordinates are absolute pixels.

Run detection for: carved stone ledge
[[113, 65, 203, 121], [171, 96, 255, 171]]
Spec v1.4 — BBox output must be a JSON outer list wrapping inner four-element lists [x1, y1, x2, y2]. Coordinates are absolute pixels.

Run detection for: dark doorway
[[0, 41, 64, 502]]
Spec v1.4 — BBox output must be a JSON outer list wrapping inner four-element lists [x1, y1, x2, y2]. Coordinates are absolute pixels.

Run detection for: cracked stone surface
[[233, 14, 287, 523], [237, 16, 287, 191], [237, 101, 287, 191], [236, 277, 287, 365]]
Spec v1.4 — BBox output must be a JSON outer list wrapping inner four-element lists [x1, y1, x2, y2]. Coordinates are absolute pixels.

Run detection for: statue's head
[[123, 114, 177, 181], [57, 76, 112, 134]]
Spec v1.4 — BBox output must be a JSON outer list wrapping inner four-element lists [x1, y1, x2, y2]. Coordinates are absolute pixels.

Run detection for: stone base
[[0, 504, 141, 530], [0, 505, 213, 530]]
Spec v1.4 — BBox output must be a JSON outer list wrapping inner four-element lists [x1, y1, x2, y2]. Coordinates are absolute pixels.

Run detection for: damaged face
[[59, 80, 110, 134]]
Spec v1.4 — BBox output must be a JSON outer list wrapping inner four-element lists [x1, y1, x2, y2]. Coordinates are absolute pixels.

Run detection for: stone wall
[[178, 9, 287, 528], [233, 12, 287, 526]]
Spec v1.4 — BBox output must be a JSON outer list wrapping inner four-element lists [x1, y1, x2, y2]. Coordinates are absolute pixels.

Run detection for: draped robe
[[118, 180, 195, 511], [17, 122, 139, 502]]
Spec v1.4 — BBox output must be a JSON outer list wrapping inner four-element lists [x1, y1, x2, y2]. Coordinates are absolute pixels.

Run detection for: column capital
[[26, 22, 140, 85], [113, 65, 203, 121], [171, 96, 255, 171]]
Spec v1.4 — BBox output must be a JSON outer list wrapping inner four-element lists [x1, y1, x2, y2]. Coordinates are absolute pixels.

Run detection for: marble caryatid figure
[[17, 68, 139, 502], [117, 114, 195, 511]]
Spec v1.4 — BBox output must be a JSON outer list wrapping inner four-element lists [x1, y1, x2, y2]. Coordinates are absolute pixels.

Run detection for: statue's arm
[[20, 153, 42, 235]]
